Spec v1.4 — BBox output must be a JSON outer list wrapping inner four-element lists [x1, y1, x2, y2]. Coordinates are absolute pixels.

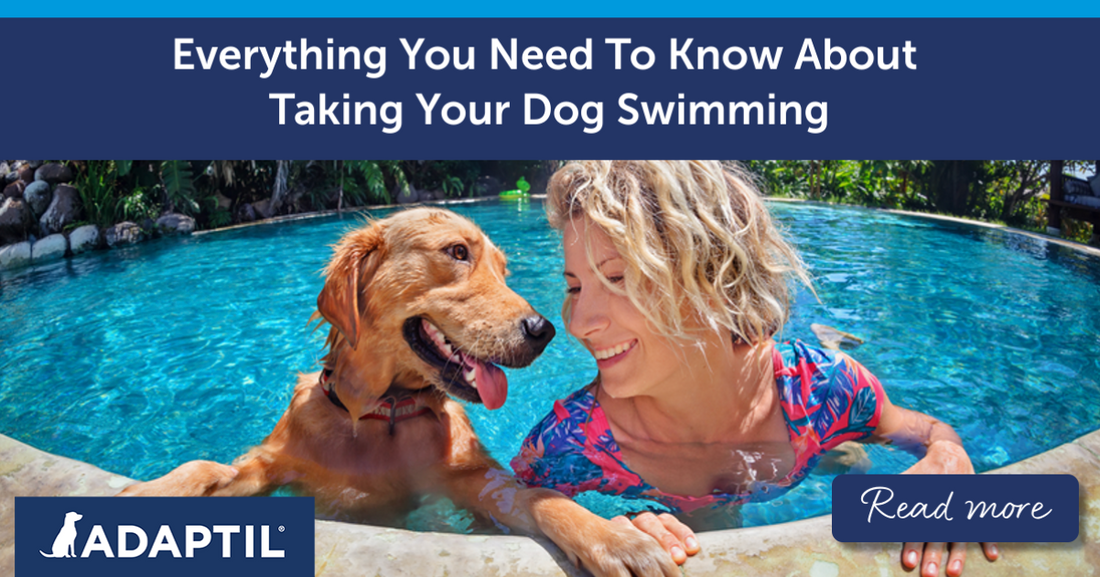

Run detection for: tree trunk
[[270, 160, 290, 215], [336, 160, 344, 212], [812, 161, 821, 198], [929, 161, 979, 216], [1048, 160, 1064, 233]]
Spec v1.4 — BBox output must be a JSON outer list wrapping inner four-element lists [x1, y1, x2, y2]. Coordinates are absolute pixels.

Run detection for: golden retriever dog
[[119, 207, 677, 577]]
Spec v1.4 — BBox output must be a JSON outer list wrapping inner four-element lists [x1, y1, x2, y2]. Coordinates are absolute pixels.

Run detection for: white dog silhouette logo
[[40, 511, 83, 558]]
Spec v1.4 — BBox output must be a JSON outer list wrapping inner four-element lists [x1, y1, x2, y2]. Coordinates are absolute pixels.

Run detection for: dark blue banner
[[832, 475, 1079, 543], [0, 18, 1095, 159], [16, 497, 314, 577]]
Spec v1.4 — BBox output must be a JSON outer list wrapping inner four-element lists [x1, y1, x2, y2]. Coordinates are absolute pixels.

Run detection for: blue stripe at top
[[8, 0, 1100, 18]]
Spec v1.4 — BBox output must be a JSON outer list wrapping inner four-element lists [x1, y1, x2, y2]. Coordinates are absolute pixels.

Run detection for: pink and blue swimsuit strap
[[511, 340, 885, 514]]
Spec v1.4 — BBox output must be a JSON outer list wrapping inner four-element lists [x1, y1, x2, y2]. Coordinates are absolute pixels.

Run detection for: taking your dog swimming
[[267, 90, 828, 135]]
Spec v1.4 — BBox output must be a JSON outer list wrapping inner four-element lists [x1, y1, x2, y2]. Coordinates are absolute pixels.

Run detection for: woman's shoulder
[[774, 337, 885, 448], [774, 338, 876, 387]]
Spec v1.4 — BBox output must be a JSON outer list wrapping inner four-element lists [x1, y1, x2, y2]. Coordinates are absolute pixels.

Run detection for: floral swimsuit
[[510, 340, 885, 514]]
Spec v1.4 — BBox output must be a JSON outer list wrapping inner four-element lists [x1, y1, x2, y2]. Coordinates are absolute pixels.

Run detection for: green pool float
[[499, 176, 531, 199]]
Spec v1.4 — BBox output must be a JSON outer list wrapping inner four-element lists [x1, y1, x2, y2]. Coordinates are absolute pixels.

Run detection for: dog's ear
[[317, 224, 386, 349]]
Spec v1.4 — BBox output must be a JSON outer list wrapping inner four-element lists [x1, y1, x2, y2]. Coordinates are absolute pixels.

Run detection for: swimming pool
[[1, 199, 1098, 529]]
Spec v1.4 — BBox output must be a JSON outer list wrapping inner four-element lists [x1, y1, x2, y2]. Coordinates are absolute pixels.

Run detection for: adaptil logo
[[40, 511, 82, 558], [17, 497, 313, 577], [37, 509, 287, 559]]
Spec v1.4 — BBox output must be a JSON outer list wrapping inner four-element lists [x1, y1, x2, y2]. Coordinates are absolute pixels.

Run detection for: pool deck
[[1, 431, 1097, 576]]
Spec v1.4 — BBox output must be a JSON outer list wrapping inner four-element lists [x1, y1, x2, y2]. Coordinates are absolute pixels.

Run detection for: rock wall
[[0, 161, 195, 271]]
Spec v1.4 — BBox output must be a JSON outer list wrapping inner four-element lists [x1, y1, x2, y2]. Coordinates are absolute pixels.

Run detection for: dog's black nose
[[521, 315, 556, 351]]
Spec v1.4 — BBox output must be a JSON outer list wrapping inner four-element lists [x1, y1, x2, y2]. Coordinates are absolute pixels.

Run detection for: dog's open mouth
[[403, 317, 508, 410]]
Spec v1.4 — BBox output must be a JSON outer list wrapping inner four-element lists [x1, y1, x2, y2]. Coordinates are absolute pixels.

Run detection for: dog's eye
[[446, 244, 469, 261]]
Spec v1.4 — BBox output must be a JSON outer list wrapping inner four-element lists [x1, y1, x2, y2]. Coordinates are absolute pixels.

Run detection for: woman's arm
[[865, 387, 1000, 577], [866, 394, 973, 473]]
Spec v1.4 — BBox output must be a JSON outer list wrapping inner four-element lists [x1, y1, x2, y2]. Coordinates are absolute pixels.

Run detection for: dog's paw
[[116, 482, 148, 497], [562, 518, 681, 577], [116, 461, 240, 497]]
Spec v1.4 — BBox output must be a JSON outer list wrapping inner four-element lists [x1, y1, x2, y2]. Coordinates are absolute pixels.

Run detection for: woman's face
[[562, 218, 692, 399]]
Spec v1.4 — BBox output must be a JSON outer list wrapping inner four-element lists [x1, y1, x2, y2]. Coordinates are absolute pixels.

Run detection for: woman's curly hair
[[546, 160, 812, 344]]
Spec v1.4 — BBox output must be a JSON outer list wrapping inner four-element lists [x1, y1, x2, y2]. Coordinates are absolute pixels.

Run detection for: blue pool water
[[2, 199, 1099, 529]]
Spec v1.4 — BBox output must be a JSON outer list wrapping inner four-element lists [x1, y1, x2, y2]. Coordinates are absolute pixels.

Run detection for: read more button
[[831, 475, 1079, 543]]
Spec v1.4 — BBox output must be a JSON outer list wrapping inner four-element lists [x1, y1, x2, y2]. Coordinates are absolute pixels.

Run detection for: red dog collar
[[320, 369, 431, 435]]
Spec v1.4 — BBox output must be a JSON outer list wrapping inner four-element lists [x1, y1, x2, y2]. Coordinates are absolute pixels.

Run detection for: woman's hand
[[867, 378, 1002, 577], [899, 440, 1000, 576], [901, 542, 1000, 577], [611, 511, 701, 565]]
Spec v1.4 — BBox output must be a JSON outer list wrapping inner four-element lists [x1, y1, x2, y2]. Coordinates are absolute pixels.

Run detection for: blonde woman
[[512, 161, 998, 577]]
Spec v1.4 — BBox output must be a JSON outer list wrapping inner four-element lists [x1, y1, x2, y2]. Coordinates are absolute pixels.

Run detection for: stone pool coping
[[5, 194, 1095, 273], [1, 431, 1097, 575]]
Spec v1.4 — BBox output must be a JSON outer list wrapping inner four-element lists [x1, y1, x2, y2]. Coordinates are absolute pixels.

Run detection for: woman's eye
[[446, 244, 469, 261], [606, 275, 624, 284], [566, 286, 581, 295]]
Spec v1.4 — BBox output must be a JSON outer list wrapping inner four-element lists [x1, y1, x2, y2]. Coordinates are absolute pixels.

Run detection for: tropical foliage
[[62, 160, 549, 233], [744, 160, 1097, 243], [72, 161, 122, 229], [60, 160, 1095, 244]]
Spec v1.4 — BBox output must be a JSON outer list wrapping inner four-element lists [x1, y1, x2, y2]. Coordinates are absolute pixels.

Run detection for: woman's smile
[[591, 339, 637, 366]]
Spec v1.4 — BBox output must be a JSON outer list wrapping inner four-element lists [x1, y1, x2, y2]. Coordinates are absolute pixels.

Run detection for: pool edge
[[767, 197, 1100, 259], [1, 431, 1097, 575], [191, 195, 549, 236], [5, 195, 1095, 274]]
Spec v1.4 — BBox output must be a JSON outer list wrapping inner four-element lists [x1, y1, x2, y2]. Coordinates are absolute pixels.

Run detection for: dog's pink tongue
[[475, 362, 508, 410]]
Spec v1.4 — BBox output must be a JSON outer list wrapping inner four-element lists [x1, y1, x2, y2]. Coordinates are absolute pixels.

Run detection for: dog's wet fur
[[118, 207, 679, 577]]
